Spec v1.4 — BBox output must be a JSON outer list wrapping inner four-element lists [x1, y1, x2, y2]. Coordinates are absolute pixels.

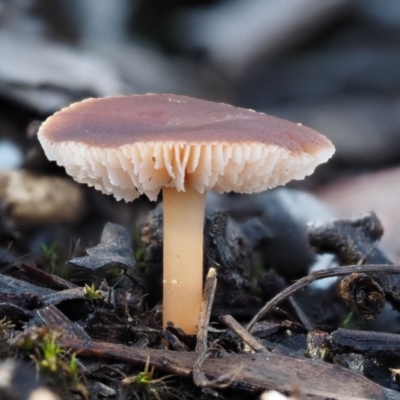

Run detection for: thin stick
[[194, 268, 237, 391], [196, 268, 218, 353], [219, 315, 268, 353], [247, 264, 400, 331], [288, 297, 314, 332], [193, 348, 240, 389]]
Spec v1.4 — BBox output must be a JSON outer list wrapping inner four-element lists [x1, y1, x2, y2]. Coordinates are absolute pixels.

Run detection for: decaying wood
[[28, 305, 90, 341], [196, 267, 217, 353], [307, 330, 332, 362], [308, 213, 387, 266], [205, 210, 261, 317], [41, 287, 89, 307], [308, 326, 400, 364], [9, 263, 77, 290], [0, 273, 55, 300], [337, 272, 385, 319], [192, 348, 240, 390], [194, 267, 232, 393], [58, 336, 386, 399], [308, 213, 400, 311], [28, 306, 387, 398], [219, 314, 268, 354], [247, 264, 400, 330], [331, 328, 400, 359], [68, 222, 143, 291]]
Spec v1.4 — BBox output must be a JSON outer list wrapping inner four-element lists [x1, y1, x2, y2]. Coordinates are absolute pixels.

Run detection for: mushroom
[[37, 94, 335, 334]]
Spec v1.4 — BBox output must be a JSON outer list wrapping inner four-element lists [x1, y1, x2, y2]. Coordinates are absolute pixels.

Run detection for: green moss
[[40, 242, 69, 279]]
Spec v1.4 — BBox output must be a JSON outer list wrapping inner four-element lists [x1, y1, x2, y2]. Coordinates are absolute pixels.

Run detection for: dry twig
[[219, 314, 268, 353], [196, 267, 217, 353], [247, 264, 400, 331]]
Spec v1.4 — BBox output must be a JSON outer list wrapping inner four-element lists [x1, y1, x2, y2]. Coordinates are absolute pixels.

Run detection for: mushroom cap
[[38, 94, 335, 201]]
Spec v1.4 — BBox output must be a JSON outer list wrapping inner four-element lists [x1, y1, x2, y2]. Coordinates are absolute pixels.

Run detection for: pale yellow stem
[[162, 187, 206, 334]]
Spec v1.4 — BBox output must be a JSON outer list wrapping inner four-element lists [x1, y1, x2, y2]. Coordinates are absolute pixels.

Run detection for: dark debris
[[68, 222, 144, 293], [308, 212, 400, 312], [1, 203, 400, 400]]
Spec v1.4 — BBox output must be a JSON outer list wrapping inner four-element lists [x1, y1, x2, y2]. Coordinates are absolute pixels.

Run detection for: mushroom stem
[[162, 186, 206, 334]]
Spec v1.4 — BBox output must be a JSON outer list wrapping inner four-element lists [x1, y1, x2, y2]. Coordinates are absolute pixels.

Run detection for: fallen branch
[[31, 305, 389, 398], [58, 336, 386, 399]]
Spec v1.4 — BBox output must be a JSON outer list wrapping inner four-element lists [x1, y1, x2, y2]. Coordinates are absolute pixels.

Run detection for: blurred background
[[1, 0, 400, 265]]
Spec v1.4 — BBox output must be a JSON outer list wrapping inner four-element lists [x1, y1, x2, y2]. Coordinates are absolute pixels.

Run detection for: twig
[[193, 268, 222, 394], [219, 314, 268, 353], [193, 348, 241, 389], [247, 264, 400, 331], [196, 267, 217, 353], [288, 297, 314, 332]]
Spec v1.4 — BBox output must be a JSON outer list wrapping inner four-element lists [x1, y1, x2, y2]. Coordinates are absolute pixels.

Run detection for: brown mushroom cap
[[38, 94, 335, 201]]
